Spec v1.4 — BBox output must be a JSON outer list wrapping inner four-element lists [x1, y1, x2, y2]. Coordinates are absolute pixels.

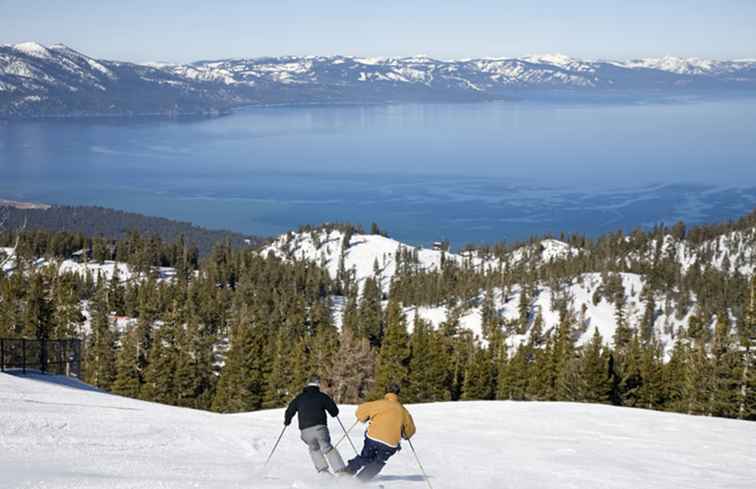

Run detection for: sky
[[2, 0, 755, 63]]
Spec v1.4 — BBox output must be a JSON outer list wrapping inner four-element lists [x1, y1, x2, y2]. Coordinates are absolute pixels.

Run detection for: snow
[[610, 56, 756, 76], [1, 247, 16, 273], [12, 42, 52, 59], [1, 372, 754, 489], [404, 272, 690, 356], [2, 252, 175, 284], [629, 230, 756, 276], [4, 44, 755, 100], [261, 229, 579, 293], [262, 230, 457, 293], [263, 229, 704, 355]]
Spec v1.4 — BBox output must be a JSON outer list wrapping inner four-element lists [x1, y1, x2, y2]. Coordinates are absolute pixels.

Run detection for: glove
[[284, 419, 291, 426]]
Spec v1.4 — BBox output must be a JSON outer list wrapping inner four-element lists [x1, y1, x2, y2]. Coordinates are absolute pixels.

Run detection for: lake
[[2, 98, 756, 246]]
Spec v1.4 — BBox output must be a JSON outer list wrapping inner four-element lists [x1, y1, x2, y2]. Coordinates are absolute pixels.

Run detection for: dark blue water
[[2, 98, 756, 246]]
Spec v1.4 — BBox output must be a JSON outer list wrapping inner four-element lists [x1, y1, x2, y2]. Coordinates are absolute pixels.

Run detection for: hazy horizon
[[2, 1, 754, 64]]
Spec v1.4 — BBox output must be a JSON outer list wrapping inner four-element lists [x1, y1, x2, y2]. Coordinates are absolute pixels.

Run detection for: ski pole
[[264, 424, 288, 468], [407, 438, 434, 489], [333, 419, 359, 451], [336, 416, 360, 456]]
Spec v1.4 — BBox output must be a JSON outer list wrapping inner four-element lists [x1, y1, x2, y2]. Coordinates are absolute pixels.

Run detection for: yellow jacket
[[355, 393, 416, 447]]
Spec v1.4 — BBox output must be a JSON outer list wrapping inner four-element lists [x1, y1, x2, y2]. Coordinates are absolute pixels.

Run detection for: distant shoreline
[[0, 199, 51, 210], [3, 90, 756, 123]]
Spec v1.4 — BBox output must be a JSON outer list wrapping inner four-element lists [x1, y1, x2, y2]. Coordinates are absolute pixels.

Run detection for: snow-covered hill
[[0, 42, 238, 117], [1, 372, 754, 489], [2, 42, 756, 118], [262, 226, 756, 352], [261, 229, 579, 292], [631, 229, 756, 276], [407, 272, 690, 356]]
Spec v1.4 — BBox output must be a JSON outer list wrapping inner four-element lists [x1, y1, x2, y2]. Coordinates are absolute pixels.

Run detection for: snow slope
[[261, 229, 578, 292], [635, 230, 756, 276], [405, 272, 691, 356], [1, 373, 754, 489], [262, 230, 459, 292]]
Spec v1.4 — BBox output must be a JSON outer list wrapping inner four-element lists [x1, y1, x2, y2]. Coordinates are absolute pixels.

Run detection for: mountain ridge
[[2, 42, 755, 118]]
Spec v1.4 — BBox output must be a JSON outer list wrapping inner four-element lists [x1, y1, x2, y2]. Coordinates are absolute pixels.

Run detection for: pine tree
[[684, 337, 712, 415], [640, 285, 657, 344], [359, 277, 384, 347], [372, 297, 409, 397], [481, 285, 499, 340], [636, 339, 664, 409], [53, 276, 84, 338], [84, 285, 116, 389], [108, 265, 125, 315], [526, 338, 553, 401], [709, 312, 742, 418], [211, 321, 245, 412], [264, 329, 293, 409], [663, 338, 689, 413], [112, 326, 142, 398], [504, 344, 532, 400], [550, 308, 577, 400], [461, 344, 494, 400], [739, 277, 756, 420], [141, 308, 178, 405], [517, 286, 530, 334], [617, 335, 644, 407], [173, 311, 214, 409], [613, 287, 632, 354], [494, 338, 511, 401], [24, 273, 54, 341], [578, 328, 611, 403], [287, 336, 310, 398], [406, 315, 450, 402]]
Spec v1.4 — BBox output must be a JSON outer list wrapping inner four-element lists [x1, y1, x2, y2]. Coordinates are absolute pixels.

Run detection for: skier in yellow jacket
[[345, 383, 416, 481]]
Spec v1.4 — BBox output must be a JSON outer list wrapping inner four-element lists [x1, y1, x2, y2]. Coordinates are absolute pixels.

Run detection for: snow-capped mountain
[[2, 42, 755, 118], [0, 42, 240, 117]]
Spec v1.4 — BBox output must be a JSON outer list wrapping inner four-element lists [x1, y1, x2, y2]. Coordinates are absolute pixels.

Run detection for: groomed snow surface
[[1, 373, 754, 489]]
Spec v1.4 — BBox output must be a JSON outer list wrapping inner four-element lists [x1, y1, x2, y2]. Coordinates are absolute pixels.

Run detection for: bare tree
[[0, 207, 26, 273]]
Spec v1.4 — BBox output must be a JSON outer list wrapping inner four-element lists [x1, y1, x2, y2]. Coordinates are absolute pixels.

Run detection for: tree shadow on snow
[[376, 475, 428, 482], [5, 371, 103, 393]]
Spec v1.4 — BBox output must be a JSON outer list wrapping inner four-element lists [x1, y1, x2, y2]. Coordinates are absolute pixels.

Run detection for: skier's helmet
[[387, 383, 401, 395], [307, 375, 321, 387]]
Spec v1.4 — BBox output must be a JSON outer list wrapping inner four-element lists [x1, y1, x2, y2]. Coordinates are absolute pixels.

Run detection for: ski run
[[1, 372, 754, 489]]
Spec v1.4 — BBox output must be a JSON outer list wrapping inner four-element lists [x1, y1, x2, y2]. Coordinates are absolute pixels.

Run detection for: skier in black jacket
[[284, 376, 347, 474]]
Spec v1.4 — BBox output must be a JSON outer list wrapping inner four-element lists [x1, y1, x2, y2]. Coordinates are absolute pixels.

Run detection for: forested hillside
[[1, 212, 754, 421], [1, 204, 261, 255]]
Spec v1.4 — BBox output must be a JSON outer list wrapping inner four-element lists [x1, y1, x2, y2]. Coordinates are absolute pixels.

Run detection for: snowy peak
[[261, 227, 580, 292], [508, 238, 581, 264], [262, 228, 452, 292], [2, 43, 756, 118], [611, 56, 756, 76], [11, 41, 53, 59]]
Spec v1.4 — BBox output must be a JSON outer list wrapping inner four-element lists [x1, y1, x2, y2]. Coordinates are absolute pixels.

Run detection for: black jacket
[[284, 386, 339, 429]]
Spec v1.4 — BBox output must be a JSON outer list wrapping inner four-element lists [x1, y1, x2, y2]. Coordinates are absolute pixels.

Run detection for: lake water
[[2, 98, 756, 246]]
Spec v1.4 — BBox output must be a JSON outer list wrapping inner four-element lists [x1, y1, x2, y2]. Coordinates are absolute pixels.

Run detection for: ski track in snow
[[1, 373, 754, 489]]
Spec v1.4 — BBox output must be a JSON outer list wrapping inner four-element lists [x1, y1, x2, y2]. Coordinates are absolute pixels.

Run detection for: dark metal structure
[[0, 338, 81, 377]]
